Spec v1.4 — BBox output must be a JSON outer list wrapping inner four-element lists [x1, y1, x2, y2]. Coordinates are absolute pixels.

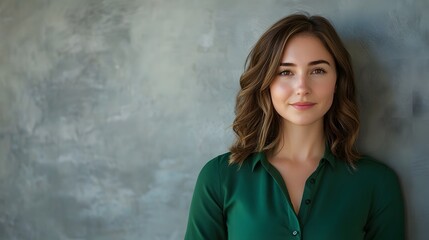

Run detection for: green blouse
[[184, 147, 405, 240]]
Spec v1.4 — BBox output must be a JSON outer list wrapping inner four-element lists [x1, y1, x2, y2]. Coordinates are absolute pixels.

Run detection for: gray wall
[[0, 0, 427, 239]]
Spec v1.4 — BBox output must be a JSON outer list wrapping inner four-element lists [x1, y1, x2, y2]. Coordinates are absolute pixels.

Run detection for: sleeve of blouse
[[184, 157, 227, 240], [364, 165, 405, 240]]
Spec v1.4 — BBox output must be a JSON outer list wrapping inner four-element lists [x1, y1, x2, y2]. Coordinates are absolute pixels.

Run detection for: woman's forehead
[[280, 33, 335, 66]]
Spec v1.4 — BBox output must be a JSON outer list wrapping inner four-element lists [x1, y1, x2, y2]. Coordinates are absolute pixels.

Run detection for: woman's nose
[[296, 74, 311, 96]]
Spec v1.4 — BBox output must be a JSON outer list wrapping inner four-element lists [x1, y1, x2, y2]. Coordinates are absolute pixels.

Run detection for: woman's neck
[[271, 120, 325, 163]]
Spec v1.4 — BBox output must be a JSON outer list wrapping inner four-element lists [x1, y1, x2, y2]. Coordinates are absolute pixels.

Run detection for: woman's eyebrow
[[279, 60, 331, 66], [308, 60, 330, 66]]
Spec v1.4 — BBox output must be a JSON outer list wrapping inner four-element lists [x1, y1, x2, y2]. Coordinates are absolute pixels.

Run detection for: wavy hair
[[229, 13, 360, 166]]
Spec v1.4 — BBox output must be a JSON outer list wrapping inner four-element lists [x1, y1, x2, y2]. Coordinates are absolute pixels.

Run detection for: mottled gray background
[[0, 0, 427, 239]]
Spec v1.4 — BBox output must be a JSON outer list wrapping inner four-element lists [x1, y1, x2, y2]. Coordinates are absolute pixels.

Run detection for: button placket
[[298, 172, 319, 222], [260, 156, 302, 238]]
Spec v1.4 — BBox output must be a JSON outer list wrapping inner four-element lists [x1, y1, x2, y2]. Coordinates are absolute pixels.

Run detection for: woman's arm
[[185, 157, 227, 240], [364, 165, 405, 240]]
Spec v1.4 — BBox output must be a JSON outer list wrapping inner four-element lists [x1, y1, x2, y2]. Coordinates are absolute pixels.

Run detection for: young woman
[[185, 13, 405, 240]]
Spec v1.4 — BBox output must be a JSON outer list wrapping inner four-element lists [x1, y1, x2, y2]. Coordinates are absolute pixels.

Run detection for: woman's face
[[269, 33, 337, 127]]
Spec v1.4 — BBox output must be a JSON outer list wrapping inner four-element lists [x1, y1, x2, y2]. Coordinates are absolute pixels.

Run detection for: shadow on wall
[[344, 32, 414, 238], [344, 36, 414, 161]]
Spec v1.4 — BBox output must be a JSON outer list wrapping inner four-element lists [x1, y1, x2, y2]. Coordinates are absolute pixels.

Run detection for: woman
[[185, 13, 405, 240]]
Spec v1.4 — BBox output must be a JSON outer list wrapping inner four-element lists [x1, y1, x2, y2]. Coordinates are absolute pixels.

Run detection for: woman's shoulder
[[200, 152, 241, 173], [356, 155, 395, 171], [193, 152, 241, 191], [201, 152, 230, 168], [198, 151, 257, 181], [353, 155, 401, 184]]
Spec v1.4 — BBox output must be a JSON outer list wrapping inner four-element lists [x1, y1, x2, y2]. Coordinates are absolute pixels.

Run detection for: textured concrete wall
[[0, 0, 427, 239]]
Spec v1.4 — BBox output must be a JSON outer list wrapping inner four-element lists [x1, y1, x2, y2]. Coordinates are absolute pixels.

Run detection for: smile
[[290, 102, 316, 110]]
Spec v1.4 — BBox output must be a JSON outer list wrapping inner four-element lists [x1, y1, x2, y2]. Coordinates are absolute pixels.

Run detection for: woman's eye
[[279, 70, 293, 76], [312, 68, 326, 74]]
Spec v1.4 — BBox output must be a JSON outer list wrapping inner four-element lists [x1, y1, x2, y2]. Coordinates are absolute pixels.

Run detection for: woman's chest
[[223, 172, 371, 240]]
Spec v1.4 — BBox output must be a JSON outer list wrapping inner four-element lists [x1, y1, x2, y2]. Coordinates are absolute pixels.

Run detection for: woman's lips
[[291, 102, 316, 110]]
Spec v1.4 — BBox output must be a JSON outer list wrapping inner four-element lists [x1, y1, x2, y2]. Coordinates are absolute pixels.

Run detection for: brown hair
[[229, 13, 360, 166]]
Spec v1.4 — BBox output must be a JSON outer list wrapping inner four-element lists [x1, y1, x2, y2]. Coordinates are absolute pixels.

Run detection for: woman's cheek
[[272, 81, 291, 98]]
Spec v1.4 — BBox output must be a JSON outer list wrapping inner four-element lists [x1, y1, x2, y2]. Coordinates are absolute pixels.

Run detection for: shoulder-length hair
[[229, 13, 360, 166]]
